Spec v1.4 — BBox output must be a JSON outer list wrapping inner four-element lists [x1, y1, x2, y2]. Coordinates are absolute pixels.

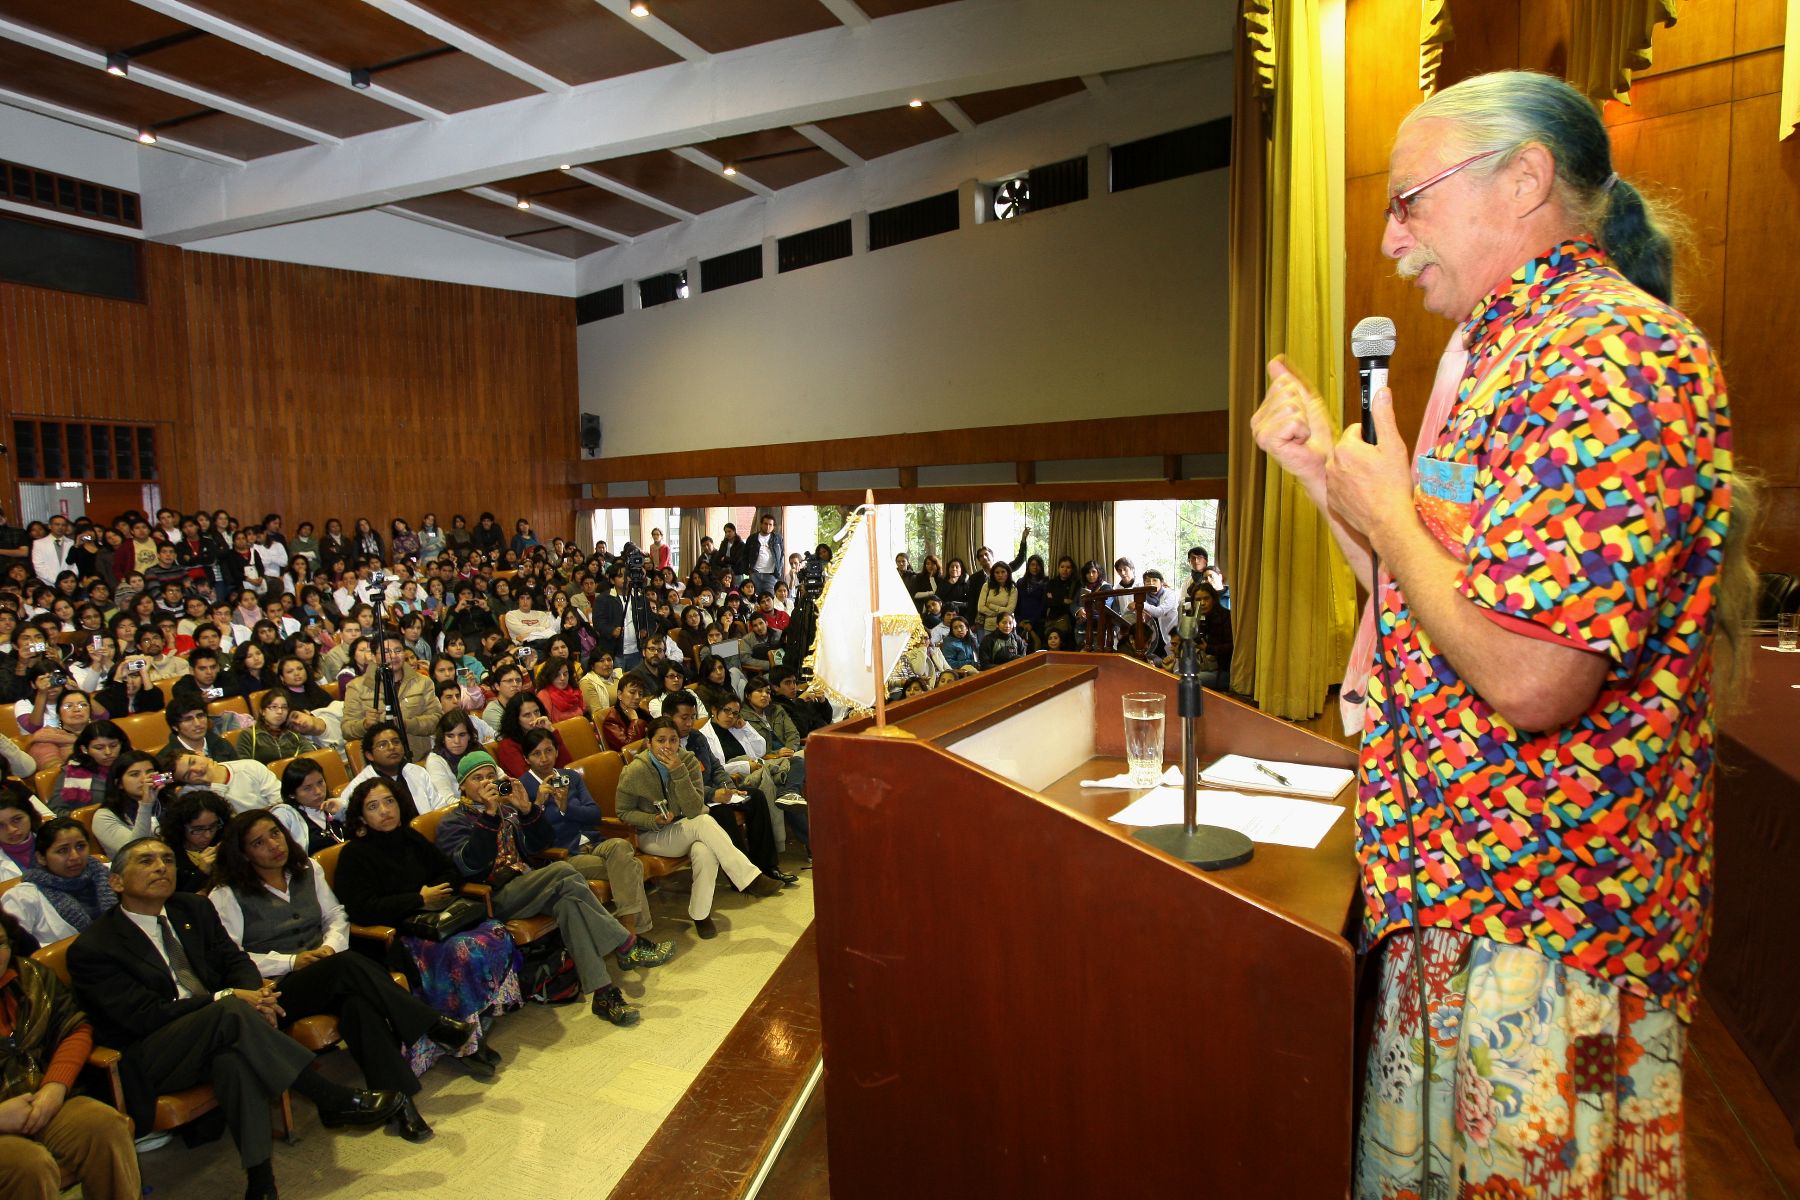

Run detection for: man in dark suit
[[68, 838, 404, 1200]]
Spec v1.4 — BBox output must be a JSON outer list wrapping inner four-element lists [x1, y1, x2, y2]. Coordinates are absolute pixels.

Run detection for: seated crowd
[[0, 507, 832, 1200]]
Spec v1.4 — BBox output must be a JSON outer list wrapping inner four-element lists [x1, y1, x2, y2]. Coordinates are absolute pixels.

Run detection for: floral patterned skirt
[[1358, 928, 1686, 1200], [400, 919, 524, 1075]]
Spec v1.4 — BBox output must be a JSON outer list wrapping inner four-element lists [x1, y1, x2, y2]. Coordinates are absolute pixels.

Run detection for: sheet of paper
[[1107, 787, 1345, 850], [1080, 766, 1183, 789], [1198, 754, 1355, 800]]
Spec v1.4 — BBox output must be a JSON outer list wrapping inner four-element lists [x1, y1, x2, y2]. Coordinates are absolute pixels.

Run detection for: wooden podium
[[807, 652, 1361, 1198]]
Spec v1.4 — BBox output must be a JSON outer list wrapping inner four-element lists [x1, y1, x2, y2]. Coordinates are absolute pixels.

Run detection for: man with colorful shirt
[[1254, 72, 1735, 1199]]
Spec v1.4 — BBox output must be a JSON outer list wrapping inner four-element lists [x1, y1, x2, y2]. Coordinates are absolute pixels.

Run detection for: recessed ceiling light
[[908, 98, 924, 108], [136, 129, 157, 145], [722, 165, 737, 176], [516, 197, 532, 210], [106, 53, 129, 77], [559, 163, 573, 171], [630, 3, 650, 16]]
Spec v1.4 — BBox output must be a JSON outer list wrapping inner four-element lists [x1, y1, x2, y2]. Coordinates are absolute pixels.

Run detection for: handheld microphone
[[1350, 316, 1397, 445]]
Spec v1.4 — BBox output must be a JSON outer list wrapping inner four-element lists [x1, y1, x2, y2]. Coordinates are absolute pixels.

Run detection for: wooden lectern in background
[[807, 652, 1361, 1198]]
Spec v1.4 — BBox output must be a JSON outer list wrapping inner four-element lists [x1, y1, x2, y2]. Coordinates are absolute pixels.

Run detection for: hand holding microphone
[[1328, 316, 1413, 542]]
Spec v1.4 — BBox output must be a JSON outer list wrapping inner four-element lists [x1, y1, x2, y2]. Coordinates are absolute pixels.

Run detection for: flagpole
[[865, 489, 889, 731]]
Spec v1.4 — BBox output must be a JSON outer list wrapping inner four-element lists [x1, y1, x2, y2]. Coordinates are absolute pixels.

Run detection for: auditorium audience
[[0, 499, 1233, 1183], [331, 778, 513, 1077], [49, 719, 125, 814], [233, 691, 310, 764], [615, 718, 785, 940], [69, 836, 407, 1200], [515, 730, 669, 950], [436, 752, 645, 1025], [93, 751, 166, 858], [157, 790, 235, 892], [0, 907, 140, 1200], [3, 817, 115, 946], [208, 807, 475, 1148], [273, 758, 342, 856]]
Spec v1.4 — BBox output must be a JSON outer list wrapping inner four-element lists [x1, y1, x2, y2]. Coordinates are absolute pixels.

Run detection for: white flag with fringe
[[802, 505, 924, 713]]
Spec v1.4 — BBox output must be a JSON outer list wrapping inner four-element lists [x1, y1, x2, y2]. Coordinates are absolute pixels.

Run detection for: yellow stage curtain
[[1420, 0, 1455, 94], [1225, 0, 1357, 719], [1783, 0, 1799, 139], [1568, 0, 1678, 107]]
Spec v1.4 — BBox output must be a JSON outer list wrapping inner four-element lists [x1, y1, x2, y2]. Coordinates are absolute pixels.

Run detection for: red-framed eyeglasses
[[1385, 148, 1507, 224]]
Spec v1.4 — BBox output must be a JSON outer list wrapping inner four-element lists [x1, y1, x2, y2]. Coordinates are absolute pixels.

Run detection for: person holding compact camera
[[93, 751, 169, 858], [516, 729, 671, 957], [90, 648, 163, 721], [435, 751, 647, 1025]]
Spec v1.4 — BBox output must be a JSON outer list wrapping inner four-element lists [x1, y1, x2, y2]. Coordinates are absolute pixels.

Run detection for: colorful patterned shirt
[[1357, 240, 1733, 1023]]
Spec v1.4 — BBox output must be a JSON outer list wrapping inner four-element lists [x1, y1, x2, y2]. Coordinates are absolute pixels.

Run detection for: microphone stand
[[1131, 638, 1254, 870]]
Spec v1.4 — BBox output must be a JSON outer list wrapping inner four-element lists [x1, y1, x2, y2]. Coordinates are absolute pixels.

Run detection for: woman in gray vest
[[208, 810, 478, 1144]]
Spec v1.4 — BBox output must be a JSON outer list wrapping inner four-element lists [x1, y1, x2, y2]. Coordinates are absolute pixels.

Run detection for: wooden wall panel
[[573, 411, 1227, 486], [1346, 0, 1800, 571], [0, 240, 198, 518], [0, 242, 579, 540]]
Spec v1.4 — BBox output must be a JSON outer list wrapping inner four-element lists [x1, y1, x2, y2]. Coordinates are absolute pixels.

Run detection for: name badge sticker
[[1414, 456, 1479, 556]]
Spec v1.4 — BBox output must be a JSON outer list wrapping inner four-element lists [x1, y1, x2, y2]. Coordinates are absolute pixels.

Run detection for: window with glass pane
[[980, 500, 1050, 566], [1112, 499, 1222, 587], [904, 503, 943, 564], [783, 506, 819, 566]]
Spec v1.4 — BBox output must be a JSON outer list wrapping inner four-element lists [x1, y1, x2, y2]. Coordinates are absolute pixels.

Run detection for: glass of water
[[1122, 693, 1166, 787], [1780, 612, 1799, 651]]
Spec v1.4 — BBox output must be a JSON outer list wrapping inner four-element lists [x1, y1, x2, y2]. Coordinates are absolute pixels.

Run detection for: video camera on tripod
[[618, 543, 650, 592], [798, 550, 827, 596]]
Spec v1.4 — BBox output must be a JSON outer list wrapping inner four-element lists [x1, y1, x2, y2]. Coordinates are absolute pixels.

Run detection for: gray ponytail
[[1401, 71, 1679, 302]]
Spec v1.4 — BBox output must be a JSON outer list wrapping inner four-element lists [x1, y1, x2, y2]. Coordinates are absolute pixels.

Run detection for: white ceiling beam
[[930, 99, 976, 134], [127, 0, 447, 121], [590, 1, 707, 62], [816, 0, 871, 27], [0, 18, 341, 145], [795, 122, 863, 168], [672, 147, 776, 198], [465, 185, 637, 245], [360, 0, 572, 95], [0, 86, 245, 167], [1081, 74, 1108, 94], [565, 167, 697, 222], [379, 204, 572, 260], [141, 0, 1229, 241]]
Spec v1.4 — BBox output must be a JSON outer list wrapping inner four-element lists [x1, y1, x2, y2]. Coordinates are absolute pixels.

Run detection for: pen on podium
[[1254, 762, 1292, 788]]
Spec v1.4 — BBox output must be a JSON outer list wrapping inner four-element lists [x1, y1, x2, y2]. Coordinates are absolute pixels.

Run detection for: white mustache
[[1397, 248, 1439, 279]]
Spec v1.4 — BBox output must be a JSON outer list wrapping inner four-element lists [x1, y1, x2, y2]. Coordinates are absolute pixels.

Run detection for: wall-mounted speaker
[[580, 413, 602, 458]]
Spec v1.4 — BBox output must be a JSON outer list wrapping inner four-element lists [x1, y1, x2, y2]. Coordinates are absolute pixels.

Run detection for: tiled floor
[[137, 870, 816, 1200]]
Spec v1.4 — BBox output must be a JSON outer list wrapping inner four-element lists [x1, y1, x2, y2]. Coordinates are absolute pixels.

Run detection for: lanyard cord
[[1368, 551, 1434, 1200]]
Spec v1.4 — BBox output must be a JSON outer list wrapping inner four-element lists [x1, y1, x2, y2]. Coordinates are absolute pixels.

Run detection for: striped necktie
[[158, 914, 207, 998]]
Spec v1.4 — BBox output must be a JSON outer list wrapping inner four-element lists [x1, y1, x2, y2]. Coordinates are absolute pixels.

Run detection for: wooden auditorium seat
[[110, 711, 170, 754], [574, 751, 684, 881], [553, 716, 601, 763], [266, 748, 350, 798], [206, 696, 250, 722], [68, 804, 101, 845]]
